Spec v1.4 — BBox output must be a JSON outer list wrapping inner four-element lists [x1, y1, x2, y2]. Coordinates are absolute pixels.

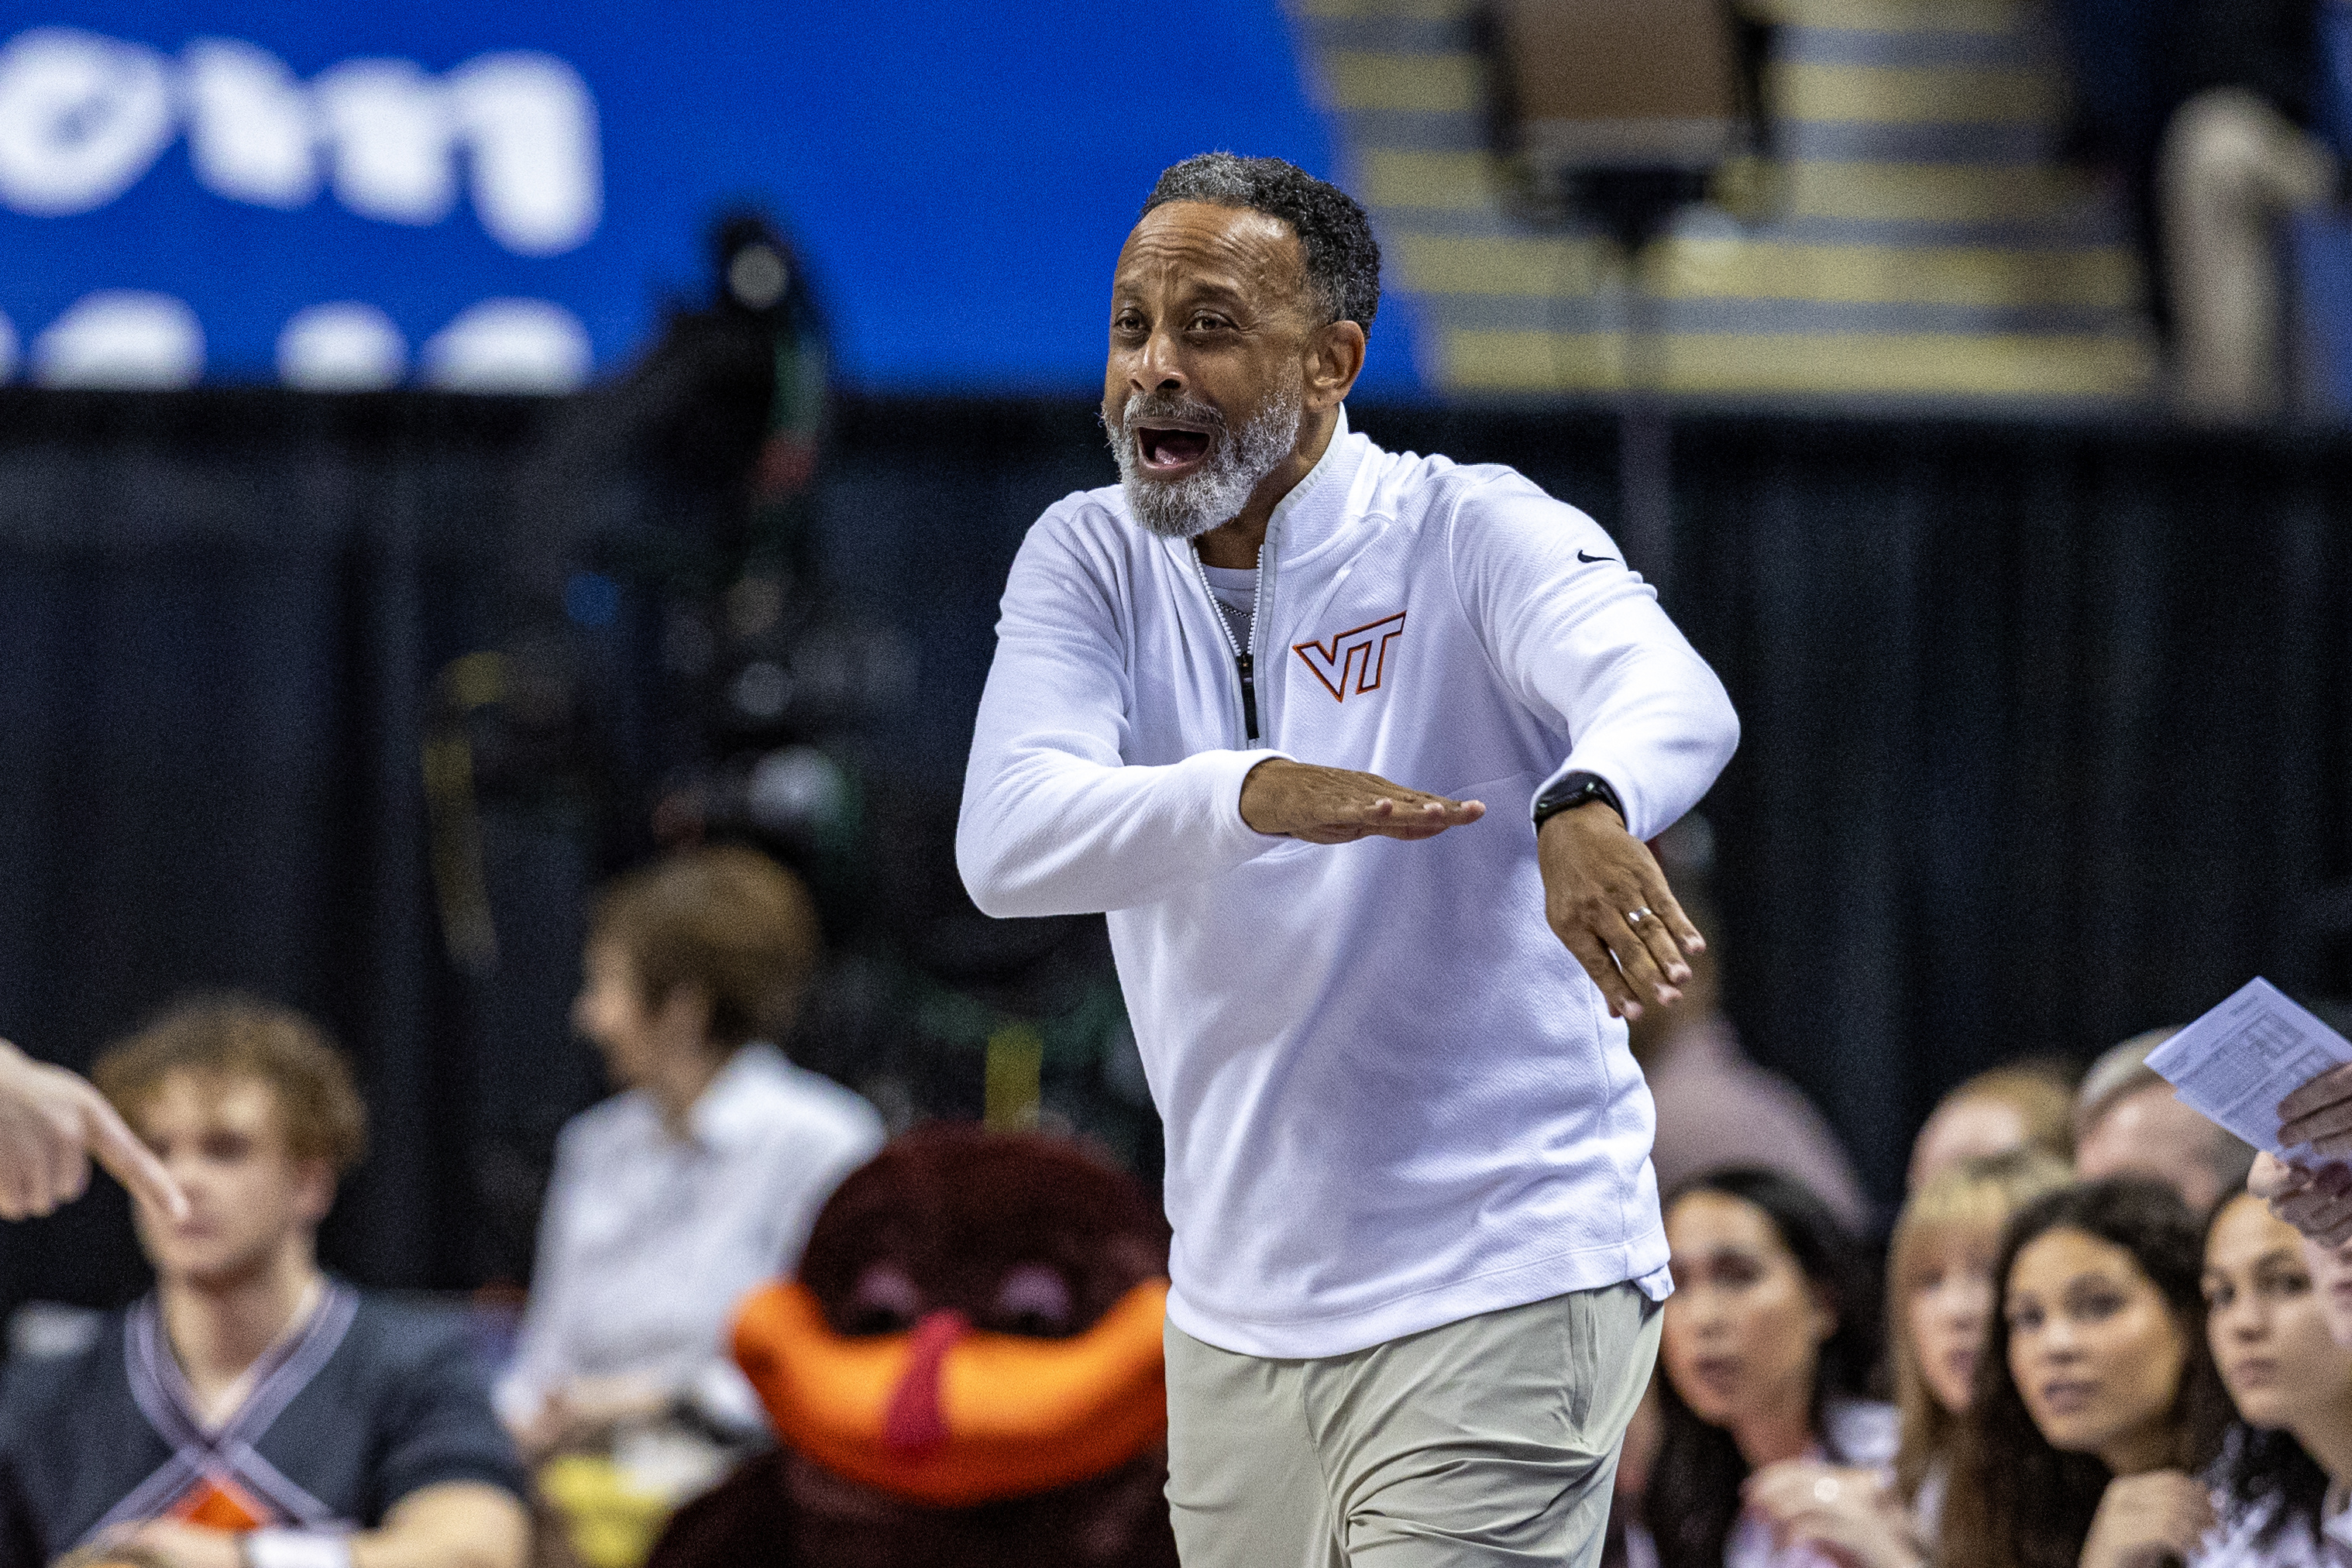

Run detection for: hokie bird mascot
[[647, 1124, 1180, 1568]]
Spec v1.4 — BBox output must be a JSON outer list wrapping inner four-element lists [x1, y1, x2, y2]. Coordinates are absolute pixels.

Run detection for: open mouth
[[2037, 1378, 2096, 1414], [1136, 425, 1212, 473]]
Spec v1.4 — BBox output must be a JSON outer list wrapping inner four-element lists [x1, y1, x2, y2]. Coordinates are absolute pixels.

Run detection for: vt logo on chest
[[1292, 612, 1406, 703]]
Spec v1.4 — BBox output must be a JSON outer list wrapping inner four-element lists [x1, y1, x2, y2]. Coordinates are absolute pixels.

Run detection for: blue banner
[[0, 3, 1426, 395]]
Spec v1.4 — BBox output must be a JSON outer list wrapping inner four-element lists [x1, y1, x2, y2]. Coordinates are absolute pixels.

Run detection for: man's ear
[[1305, 319, 1367, 411]]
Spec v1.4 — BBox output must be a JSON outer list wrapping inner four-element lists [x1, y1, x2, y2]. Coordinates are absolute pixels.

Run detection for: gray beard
[[1106, 387, 1304, 541]]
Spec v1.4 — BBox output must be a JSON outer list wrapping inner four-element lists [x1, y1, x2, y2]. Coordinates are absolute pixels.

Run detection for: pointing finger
[[81, 1090, 186, 1223], [42, 1104, 86, 1215]]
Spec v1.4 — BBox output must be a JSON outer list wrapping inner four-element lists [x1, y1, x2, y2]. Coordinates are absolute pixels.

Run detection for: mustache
[[1109, 391, 1228, 437]]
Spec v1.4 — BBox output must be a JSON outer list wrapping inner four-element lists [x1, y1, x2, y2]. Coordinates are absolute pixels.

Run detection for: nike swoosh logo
[[1577, 550, 1616, 564]]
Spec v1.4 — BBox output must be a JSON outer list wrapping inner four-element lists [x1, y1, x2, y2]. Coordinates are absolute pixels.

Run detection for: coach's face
[[1103, 202, 1360, 543]]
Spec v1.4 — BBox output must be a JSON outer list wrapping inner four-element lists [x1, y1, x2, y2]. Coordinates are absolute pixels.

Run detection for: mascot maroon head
[[649, 1125, 1178, 1568]]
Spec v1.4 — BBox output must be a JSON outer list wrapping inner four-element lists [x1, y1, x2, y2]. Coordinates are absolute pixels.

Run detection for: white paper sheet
[[2145, 978, 2352, 1156]]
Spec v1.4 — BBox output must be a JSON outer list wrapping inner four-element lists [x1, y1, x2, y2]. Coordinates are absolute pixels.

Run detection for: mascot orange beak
[[731, 1278, 1169, 1508]]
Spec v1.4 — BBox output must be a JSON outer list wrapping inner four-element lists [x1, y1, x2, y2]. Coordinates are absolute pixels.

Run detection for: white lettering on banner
[[0, 29, 175, 215], [0, 26, 601, 254], [447, 54, 602, 256], [421, 298, 591, 393], [277, 303, 407, 390], [314, 58, 459, 226], [32, 291, 205, 387], [184, 37, 318, 209]]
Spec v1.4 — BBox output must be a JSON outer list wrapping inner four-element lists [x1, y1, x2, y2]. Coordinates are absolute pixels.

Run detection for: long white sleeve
[[958, 511, 1288, 919], [951, 436, 1738, 1358], [1444, 473, 1739, 838]]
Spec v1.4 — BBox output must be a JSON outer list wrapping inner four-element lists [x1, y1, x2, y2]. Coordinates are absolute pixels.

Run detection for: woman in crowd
[[499, 845, 885, 1460], [2198, 1188, 2352, 1563], [1907, 1064, 2075, 1193], [1745, 1149, 2072, 1564], [1642, 1167, 1890, 1568], [1940, 1178, 2231, 1568]]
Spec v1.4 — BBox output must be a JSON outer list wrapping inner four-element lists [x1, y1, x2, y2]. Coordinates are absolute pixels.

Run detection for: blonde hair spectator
[[1888, 1148, 2071, 1506]]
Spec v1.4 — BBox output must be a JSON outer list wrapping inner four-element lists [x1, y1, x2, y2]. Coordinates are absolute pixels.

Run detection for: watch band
[[242, 1530, 355, 1568], [1531, 770, 1624, 830]]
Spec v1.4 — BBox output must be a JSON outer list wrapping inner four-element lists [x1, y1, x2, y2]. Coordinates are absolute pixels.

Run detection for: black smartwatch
[[1531, 770, 1623, 830]]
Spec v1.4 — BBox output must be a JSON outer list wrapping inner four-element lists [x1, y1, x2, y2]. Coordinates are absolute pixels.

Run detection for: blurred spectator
[[499, 847, 883, 1468], [2308, 1231, 2352, 1350], [2202, 1189, 2352, 1564], [1634, 824, 1869, 1233], [2051, 0, 2337, 421], [1889, 1150, 2073, 1530], [1640, 1168, 1890, 1568], [2075, 1027, 2254, 1212], [1747, 1150, 2071, 1568], [0, 995, 528, 1568], [1939, 1180, 2230, 1568], [1907, 1063, 2076, 1192]]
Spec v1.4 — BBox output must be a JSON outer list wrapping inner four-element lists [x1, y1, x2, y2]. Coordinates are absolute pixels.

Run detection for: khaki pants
[[1165, 1283, 1660, 1568]]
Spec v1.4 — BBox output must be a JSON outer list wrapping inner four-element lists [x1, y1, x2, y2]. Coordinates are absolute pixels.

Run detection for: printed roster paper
[[2147, 978, 2352, 1157]]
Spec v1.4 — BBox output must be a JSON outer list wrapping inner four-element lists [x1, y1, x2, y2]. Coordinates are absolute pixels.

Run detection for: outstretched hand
[[0, 1040, 186, 1222], [1539, 803, 1701, 1021], [1240, 758, 1484, 844]]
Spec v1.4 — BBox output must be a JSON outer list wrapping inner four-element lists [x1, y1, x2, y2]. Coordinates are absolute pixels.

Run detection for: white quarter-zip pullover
[[958, 411, 1739, 1357]]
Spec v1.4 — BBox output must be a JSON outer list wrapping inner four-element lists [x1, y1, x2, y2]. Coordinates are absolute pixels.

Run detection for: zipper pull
[[1237, 651, 1259, 741]]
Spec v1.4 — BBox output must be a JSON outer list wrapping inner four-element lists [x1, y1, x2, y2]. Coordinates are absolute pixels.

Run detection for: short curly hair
[[95, 994, 369, 1174], [1142, 153, 1381, 332]]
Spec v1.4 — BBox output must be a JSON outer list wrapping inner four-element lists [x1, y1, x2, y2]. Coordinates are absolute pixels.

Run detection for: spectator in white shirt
[[498, 846, 884, 1461]]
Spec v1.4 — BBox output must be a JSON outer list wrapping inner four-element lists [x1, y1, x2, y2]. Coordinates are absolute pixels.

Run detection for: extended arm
[[1449, 478, 1739, 1017], [958, 518, 1294, 918]]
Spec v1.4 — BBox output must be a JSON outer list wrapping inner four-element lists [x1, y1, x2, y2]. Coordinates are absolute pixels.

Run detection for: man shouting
[[958, 153, 1738, 1568]]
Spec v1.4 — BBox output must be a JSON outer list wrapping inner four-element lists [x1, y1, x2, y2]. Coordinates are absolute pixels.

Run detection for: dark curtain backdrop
[[0, 388, 606, 1318], [0, 389, 2343, 1316]]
